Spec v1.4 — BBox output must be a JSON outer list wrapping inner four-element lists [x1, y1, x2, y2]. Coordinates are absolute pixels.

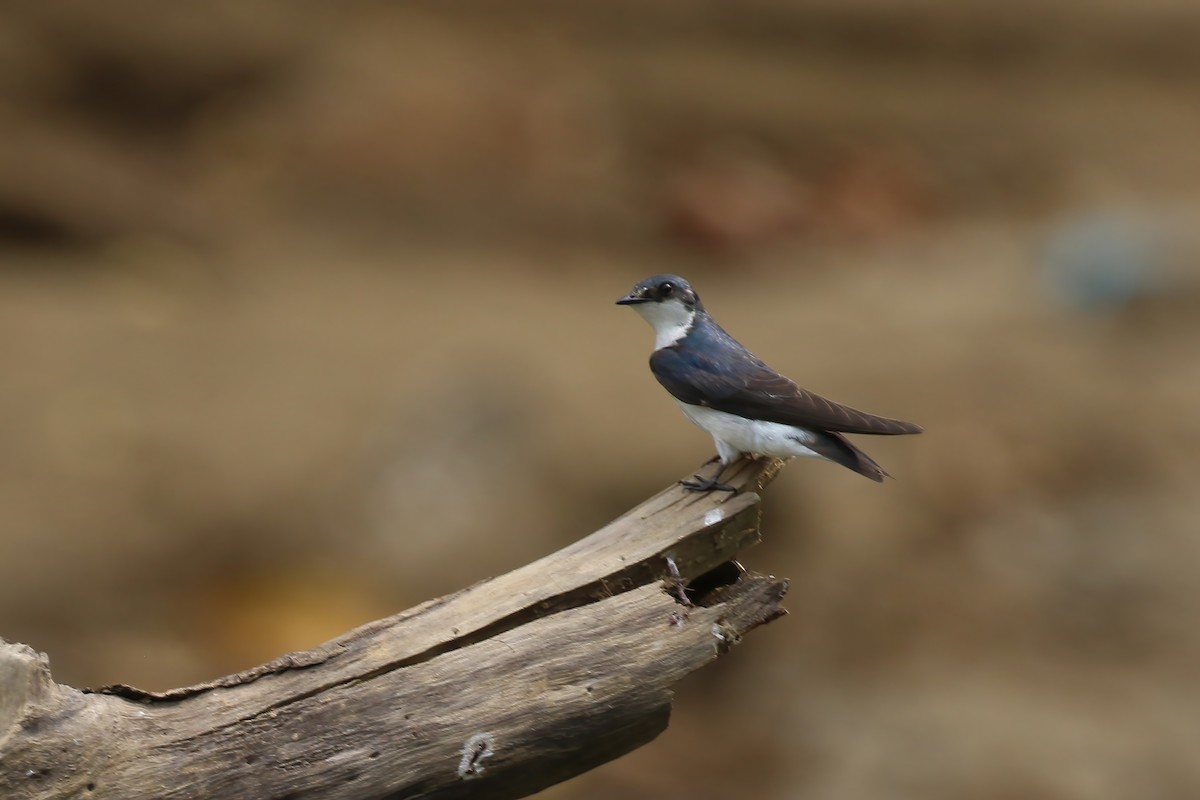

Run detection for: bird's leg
[[680, 459, 736, 492]]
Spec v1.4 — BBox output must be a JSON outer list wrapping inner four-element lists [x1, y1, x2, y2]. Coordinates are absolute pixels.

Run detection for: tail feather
[[808, 430, 890, 482]]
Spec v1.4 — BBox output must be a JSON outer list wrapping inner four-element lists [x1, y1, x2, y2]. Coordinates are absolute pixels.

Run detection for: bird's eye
[[659, 282, 674, 296]]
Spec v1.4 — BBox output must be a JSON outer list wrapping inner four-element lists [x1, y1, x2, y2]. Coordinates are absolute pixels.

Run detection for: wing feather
[[649, 319, 922, 436]]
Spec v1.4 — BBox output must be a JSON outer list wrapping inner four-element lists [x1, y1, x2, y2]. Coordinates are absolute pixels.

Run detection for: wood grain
[[0, 457, 788, 800]]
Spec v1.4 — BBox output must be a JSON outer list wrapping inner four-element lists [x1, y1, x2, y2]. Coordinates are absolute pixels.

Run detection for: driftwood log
[[0, 458, 789, 800]]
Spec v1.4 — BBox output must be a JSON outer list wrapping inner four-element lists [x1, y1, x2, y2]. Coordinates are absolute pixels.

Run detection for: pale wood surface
[[0, 458, 788, 800]]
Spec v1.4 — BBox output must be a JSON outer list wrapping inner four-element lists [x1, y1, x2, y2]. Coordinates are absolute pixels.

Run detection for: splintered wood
[[0, 458, 788, 800]]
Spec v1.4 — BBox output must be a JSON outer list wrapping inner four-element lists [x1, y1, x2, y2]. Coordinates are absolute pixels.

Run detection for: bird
[[617, 274, 922, 491]]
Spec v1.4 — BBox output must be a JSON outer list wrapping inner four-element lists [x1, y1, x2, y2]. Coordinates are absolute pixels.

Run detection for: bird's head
[[616, 274, 703, 348]]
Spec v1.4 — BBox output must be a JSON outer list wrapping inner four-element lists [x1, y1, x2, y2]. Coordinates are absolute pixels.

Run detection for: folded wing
[[650, 330, 922, 436]]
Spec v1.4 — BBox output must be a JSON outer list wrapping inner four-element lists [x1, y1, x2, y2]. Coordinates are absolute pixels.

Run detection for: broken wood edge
[[0, 456, 789, 800], [91, 456, 786, 703]]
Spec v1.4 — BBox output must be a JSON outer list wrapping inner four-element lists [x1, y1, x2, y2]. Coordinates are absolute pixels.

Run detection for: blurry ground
[[3, 2, 1200, 798]]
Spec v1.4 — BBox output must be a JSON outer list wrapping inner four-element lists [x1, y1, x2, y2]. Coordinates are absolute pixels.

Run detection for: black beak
[[616, 293, 649, 305]]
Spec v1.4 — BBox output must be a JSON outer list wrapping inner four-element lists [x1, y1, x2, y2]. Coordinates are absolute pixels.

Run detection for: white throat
[[632, 299, 696, 349]]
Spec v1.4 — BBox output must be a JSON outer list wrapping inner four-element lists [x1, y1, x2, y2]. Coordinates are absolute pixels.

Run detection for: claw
[[680, 477, 736, 493], [680, 458, 737, 493]]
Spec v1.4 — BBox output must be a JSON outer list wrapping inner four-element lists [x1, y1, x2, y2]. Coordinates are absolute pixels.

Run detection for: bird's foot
[[680, 475, 736, 493], [681, 456, 736, 492]]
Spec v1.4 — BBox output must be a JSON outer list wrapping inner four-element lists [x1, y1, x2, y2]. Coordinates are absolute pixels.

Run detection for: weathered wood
[[0, 458, 788, 800]]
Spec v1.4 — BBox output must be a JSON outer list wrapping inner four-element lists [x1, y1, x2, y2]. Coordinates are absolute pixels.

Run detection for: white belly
[[674, 401, 823, 463]]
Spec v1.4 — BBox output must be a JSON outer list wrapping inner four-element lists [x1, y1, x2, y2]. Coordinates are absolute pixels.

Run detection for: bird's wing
[[650, 343, 922, 436]]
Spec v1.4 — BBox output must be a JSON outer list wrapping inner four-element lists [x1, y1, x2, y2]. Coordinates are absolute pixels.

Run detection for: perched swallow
[[617, 274, 922, 491]]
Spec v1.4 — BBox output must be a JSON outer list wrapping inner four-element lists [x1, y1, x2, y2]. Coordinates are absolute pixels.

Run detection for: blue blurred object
[[1041, 213, 1166, 313]]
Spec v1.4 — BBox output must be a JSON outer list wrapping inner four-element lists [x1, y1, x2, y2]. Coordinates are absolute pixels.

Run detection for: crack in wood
[[1, 456, 790, 800]]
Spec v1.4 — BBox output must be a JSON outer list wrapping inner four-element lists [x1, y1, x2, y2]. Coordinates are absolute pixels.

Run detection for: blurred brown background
[[3, 2, 1200, 798]]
